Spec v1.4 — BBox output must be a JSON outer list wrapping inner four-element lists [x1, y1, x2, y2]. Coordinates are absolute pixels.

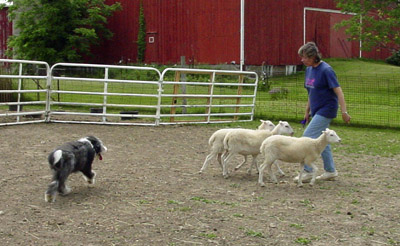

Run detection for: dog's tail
[[49, 150, 63, 169]]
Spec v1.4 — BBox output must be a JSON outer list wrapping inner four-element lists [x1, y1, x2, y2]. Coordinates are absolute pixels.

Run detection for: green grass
[[3, 58, 400, 128], [255, 58, 400, 128], [327, 58, 400, 76]]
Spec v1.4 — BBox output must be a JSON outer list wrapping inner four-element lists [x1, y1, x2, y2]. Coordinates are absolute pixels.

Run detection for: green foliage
[[294, 237, 312, 245], [245, 229, 264, 238], [335, 0, 400, 52], [137, 1, 146, 62], [290, 223, 305, 230], [386, 50, 400, 66], [5, 0, 121, 65]]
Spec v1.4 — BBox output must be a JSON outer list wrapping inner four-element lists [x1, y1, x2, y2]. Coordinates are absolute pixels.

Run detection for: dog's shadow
[[57, 185, 108, 205]]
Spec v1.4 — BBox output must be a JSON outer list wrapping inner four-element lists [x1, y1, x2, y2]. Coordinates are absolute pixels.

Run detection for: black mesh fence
[[255, 74, 400, 129]]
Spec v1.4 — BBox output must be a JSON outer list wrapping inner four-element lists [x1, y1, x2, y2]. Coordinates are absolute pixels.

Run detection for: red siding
[[97, 0, 240, 65], [91, 0, 393, 65], [245, 0, 355, 66], [0, 8, 12, 59]]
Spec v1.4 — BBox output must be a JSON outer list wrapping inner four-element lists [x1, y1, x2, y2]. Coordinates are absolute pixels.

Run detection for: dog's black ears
[[86, 136, 102, 154]]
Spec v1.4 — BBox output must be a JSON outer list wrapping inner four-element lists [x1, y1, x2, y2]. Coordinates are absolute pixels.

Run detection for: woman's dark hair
[[298, 42, 322, 63]]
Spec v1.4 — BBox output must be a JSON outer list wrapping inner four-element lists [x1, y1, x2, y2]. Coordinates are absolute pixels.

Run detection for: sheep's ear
[[260, 119, 263, 123], [326, 128, 330, 131], [279, 121, 283, 124]]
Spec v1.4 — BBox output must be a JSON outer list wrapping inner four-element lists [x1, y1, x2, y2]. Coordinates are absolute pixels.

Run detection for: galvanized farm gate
[[0, 59, 258, 126], [0, 59, 50, 126], [159, 68, 258, 124]]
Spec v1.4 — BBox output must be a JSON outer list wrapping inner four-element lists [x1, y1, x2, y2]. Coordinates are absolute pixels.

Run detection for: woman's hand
[[342, 112, 351, 124]]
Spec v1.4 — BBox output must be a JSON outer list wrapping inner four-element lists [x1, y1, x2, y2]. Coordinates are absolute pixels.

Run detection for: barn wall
[[0, 7, 12, 59], [91, 0, 393, 65], [96, 0, 240, 65], [244, 0, 360, 66]]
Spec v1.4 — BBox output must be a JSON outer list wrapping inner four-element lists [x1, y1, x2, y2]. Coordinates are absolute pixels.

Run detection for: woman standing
[[294, 42, 351, 183]]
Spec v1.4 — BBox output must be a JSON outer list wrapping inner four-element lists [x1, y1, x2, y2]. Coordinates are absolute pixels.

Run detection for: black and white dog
[[45, 136, 107, 202]]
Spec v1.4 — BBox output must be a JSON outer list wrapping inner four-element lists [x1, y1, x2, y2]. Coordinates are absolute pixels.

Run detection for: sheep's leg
[[258, 162, 267, 187], [222, 152, 235, 178], [234, 155, 248, 171], [199, 151, 218, 173], [217, 153, 223, 170], [309, 163, 318, 186], [297, 163, 305, 187], [247, 154, 258, 174], [221, 150, 229, 162], [275, 161, 285, 177], [268, 160, 278, 184]]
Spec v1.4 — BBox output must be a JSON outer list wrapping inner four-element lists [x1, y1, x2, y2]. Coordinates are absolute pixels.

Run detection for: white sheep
[[258, 128, 341, 187], [222, 121, 294, 178], [199, 120, 275, 174]]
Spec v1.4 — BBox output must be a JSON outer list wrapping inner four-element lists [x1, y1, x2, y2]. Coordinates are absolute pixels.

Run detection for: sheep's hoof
[[259, 182, 266, 187], [278, 172, 286, 177], [309, 182, 315, 186], [198, 170, 203, 174], [223, 174, 229, 179], [297, 183, 303, 188]]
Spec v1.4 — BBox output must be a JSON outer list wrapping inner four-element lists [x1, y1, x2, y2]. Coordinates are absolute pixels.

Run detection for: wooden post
[[180, 56, 187, 114], [234, 75, 244, 120], [170, 71, 181, 122], [205, 72, 213, 121]]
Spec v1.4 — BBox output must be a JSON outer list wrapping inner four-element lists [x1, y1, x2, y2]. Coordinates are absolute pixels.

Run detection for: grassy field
[[2, 58, 400, 127], [256, 59, 400, 128]]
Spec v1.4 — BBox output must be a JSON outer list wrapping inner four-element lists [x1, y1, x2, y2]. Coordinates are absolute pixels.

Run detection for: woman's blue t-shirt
[[304, 61, 340, 119]]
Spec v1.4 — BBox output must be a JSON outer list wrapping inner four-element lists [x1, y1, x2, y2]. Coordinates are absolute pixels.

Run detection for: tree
[[136, 0, 146, 63], [4, 0, 121, 65], [335, 0, 400, 52]]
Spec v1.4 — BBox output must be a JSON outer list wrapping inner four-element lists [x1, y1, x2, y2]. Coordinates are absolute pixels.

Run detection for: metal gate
[[0, 59, 258, 126], [0, 59, 50, 126], [48, 63, 162, 126], [159, 68, 258, 124]]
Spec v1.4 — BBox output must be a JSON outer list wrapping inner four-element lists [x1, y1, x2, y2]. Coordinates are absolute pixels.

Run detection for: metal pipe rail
[[0, 59, 50, 126], [0, 59, 259, 126]]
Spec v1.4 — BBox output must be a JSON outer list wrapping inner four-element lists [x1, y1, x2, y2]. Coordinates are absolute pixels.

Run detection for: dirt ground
[[0, 123, 399, 246]]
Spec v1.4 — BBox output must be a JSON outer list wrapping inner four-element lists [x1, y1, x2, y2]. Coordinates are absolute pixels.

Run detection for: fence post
[[206, 72, 216, 122], [170, 71, 181, 122], [180, 56, 187, 114], [103, 68, 109, 123], [45, 63, 51, 122], [234, 75, 244, 120]]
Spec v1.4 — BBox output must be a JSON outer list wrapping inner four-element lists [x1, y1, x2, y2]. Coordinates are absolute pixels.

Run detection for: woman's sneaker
[[316, 171, 338, 181], [293, 172, 314, 183]]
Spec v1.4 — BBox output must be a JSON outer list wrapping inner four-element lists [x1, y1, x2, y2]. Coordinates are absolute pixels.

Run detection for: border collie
[[45, 136, 107, 202]]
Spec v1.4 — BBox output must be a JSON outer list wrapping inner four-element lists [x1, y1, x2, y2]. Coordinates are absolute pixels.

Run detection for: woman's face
[[300, 55, 316, 67]]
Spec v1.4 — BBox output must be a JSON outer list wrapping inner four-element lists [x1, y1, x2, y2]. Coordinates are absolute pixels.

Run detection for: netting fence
[[255, 73, 400, 128]]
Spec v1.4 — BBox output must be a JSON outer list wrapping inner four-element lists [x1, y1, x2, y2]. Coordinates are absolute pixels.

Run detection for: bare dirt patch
[[0, 123, 399, 245]]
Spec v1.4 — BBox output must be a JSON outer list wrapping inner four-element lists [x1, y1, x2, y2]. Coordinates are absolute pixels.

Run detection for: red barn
[[97, 0, 391, 66], [0, 2, 12, 59], [1, 0, 392, 66]]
